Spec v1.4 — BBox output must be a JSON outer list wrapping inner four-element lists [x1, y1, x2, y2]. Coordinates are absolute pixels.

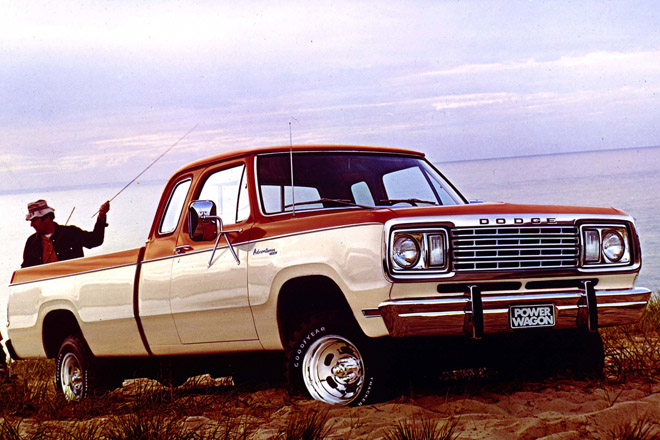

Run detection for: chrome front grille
[[451, 225, 579, 271]]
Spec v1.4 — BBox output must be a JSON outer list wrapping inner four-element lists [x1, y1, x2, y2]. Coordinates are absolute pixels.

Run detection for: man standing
[[21, 199, 110, 268]]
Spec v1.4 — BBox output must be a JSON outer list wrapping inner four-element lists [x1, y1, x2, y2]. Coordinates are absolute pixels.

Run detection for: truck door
[[169, 163, 258, 344]]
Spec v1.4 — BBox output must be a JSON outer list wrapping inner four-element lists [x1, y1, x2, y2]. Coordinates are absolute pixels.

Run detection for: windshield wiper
[[379, 198, 439, 206], [284, 198, 373, 210]]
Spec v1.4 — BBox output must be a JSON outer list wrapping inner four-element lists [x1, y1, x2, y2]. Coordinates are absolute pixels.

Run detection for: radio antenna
[[289, 121, 296, 218], [92, 123, 199, 217]]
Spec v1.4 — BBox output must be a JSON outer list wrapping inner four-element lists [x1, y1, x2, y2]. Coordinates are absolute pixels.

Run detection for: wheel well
[[42, 310, 83, 358], [277, 275, 357, 347]]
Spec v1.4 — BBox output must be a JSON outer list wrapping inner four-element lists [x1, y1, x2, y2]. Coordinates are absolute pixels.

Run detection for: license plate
[[509, 304, 555, 329]]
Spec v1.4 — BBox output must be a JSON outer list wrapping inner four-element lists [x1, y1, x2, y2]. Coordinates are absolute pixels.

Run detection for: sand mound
[[228, 379, 660, 439]]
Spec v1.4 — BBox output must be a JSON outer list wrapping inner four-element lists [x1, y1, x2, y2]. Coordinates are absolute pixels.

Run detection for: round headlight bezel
[[392, 234, 420, 269], [602, 229, 625, 262]]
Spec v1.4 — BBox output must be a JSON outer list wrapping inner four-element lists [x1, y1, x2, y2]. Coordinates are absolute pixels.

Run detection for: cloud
[[430, 86, 660, 115], [432, 93, 516, 110], [415, 50, 660, 78]]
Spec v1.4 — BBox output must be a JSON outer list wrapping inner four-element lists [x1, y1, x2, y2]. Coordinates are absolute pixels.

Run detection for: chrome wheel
[[301, 334, 365, 405], [60, 352, 84, 401]]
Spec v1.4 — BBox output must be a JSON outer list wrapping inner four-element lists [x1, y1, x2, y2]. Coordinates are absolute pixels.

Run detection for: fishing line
[[92, 123, 199, 217]]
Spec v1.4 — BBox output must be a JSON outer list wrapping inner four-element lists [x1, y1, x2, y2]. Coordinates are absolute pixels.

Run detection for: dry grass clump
[[0, 418, 52, 440], [609, 415, 660, 440], [383, 416, 460, 440], [0, 360, 60, 419], [601, 293, 660, 383], [273, 409, 332, 440]]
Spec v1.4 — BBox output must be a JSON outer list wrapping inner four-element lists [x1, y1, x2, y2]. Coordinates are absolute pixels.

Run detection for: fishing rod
[[91, 123, 199, 217]]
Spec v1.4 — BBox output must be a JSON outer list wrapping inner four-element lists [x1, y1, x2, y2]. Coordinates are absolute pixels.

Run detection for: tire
[[56, 335, 97, 401], [286, 312, 387, 406]]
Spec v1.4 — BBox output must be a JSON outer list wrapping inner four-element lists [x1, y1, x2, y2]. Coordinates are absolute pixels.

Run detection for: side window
[[159, 178, 192, 234], [199, 164, 250, 225]]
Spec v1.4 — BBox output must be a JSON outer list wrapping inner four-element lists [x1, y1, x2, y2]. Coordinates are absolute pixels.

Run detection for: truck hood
[[384, 202, 630, 220]]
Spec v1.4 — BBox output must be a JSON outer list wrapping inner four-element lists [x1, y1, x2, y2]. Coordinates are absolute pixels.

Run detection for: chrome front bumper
[[378, 285, 651, 338]]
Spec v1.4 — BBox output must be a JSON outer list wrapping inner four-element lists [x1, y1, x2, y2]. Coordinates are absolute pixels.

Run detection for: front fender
[[248, 224, 392, 349]]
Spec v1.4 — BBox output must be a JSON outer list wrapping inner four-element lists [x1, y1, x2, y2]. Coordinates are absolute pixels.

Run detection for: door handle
[[174, 245, 193, 255]]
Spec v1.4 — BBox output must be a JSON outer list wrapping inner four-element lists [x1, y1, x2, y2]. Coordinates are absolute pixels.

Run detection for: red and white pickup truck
[[5, 145, 651, 405]]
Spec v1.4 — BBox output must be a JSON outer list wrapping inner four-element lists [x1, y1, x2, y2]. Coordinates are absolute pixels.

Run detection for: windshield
[[256, 152, 466, 214]]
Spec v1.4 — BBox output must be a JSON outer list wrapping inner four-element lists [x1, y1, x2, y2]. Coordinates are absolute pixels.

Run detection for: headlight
[[602, 230, 624, 262], [389, 229, 449, 275], [581, 225, 631, 267], [392, 234, 420, 269]]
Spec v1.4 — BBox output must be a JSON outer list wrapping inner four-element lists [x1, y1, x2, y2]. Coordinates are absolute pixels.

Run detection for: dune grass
[[609, 415, 660, 440], [382, 416, 460, 440], [601, 294, 660, 384], [273, 409, 332, 440]]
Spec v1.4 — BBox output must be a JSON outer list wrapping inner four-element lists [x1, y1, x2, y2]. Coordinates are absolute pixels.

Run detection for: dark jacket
[[21, 220, 107, 268]]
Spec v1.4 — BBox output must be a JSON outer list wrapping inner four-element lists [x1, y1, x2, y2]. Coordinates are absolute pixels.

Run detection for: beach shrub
[[601, 293, 660, 383], [274, 409, 332, 440], [0, 418, 53, 440], [609, 415, 660, 440], [383, 416, 460, 440]]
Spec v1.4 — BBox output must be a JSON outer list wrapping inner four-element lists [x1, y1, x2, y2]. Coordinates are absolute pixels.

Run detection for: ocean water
[[1, 146, 659, 340]]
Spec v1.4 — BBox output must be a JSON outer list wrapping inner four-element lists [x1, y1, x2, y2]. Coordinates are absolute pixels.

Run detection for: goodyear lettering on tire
[[293, 326, 326, 368]]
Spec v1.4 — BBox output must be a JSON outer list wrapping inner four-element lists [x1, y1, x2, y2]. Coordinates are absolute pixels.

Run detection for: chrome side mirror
[[188, 200, 242, 267], [189, 200, 218, 241]]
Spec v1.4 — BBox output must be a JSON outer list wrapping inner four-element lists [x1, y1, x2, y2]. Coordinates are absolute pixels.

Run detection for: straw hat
[[26, 199, 55, 221]]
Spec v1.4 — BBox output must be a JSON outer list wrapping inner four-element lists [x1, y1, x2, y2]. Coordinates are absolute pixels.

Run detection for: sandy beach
[[166, 375, 660, 439]]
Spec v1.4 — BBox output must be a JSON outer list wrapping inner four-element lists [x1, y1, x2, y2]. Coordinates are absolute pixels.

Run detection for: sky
[[1, 0, 660, 193]]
